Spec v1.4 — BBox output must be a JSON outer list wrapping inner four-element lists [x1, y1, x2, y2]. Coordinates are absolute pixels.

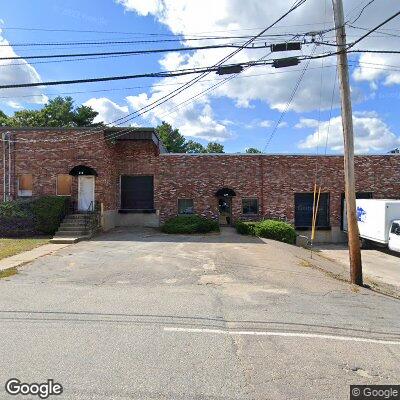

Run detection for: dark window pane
[[242, 198, 258, 215], [294, 193, 330, 228], [391, 222, 400, 235], [178, 199, 194, 214]]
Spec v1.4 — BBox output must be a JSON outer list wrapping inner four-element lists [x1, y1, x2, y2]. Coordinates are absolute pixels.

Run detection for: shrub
[[0, 200, 35, 237], [235, 220, 257, 236], [162, 215, 220, 234], [30, 196, 70, 235], [254, 220, 296, 244], [0, 200, 30, 218]]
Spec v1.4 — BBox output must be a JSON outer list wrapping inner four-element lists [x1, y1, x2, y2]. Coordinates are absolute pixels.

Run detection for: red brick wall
[[0, 130, 118, 210], [113, 140, 160, 209], [1, 129, 399, 230], [156, 154, 400, 226]]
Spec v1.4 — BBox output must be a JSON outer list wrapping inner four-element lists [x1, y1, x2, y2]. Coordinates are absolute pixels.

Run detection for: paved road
[[0, 227, 399, 400]]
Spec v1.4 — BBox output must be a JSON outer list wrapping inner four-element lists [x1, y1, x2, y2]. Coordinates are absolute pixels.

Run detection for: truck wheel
[[359, 238, 369, 249]]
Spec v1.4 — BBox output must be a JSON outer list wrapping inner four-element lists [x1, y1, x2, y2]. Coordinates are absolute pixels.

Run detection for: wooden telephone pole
[[332, 0, 363, 285]]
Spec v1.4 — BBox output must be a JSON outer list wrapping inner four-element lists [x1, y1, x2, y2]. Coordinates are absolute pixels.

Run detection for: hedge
[[235, 220, 257, 236], [162, 215, 220, 234], [30, 196, 70, 235], [236, 219, 296, 244], [0, 196, 70, 236]]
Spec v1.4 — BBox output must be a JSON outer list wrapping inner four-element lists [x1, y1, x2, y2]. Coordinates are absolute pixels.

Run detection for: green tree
[[185, 140, 205, 153], [205, 142, 224, 153], [2, 96, 99, 127], [0, 110, 10, 126], [245, 147, 262, 154], [156, 121, 187, 153]]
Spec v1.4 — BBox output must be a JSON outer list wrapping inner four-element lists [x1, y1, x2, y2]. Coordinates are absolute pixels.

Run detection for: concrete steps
[[50, 213, 98, 244]]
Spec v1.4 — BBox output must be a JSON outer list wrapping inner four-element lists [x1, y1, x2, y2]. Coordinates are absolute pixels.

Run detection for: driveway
[[316, 244, 400, 292], [0, 227, 399, 400]]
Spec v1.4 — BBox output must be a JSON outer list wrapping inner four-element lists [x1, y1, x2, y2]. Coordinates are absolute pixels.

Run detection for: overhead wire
[[262, 44, 317, 152], [1, 0, 309, 144], [1, 58, 399, 101]]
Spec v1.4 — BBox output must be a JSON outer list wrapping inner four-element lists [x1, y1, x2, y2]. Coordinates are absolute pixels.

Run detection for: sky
[[0, 0, 399, 154]]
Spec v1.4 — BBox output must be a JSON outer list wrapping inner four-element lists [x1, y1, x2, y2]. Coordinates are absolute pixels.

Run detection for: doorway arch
[[69, 165, 97, 211]]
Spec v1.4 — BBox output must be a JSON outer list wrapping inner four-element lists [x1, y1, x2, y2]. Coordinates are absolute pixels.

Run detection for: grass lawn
[[0, 238, 50, 261]]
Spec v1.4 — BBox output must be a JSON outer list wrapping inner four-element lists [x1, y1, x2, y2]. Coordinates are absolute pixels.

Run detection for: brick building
[[1, 127, 399, 242]]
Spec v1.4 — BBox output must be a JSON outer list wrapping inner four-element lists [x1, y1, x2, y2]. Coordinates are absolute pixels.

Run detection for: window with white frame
[[178, 199, 194, 214]]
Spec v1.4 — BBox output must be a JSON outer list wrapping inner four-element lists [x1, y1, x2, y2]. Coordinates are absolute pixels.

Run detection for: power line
[[348, 0, 376, 24], [0, 21, 334, 37], [0, 61, 278, 90], [347, 10, 400, 50], [3, 48, 398, 91], [348, 24, 400, 38], [301, 10, 400, 62], [263, 46, 316, 152], [97, 0, 309, 129], [3, 55, 394, 149], [3, 9, 398, 92], [2, 58, 399, 100], [1, 0, 309, 144], [0, 42, 273, 61], [0, 33, 303, 48]]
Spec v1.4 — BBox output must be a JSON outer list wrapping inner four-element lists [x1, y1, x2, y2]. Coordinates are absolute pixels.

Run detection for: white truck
[[343, 199, 400, 253]]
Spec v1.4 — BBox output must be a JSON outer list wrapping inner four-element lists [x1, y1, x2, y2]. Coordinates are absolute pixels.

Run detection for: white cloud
[[178, 104, 231, 141], [115, 0, 163, 16], [298, 114, 400, 154], [126, 93, 149, 111], [6, 100, 23, 109], [259, 120, 273, 128], [114, 0, 400, 139], [84, 97, 129, 124], [125, 82, 232, 141], [0, 30, 48, 106]]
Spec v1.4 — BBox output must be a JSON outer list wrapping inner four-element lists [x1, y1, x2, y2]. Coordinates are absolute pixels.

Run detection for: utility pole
[[332, 0, 363, 286]]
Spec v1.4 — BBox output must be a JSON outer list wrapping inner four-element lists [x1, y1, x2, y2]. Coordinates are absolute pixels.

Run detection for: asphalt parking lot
[[0, 227, 399, 400]]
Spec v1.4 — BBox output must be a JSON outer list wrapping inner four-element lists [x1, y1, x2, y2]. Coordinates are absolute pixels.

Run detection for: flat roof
[[0, 126, 155, 132], [0, 126, 166, 152], [160, 152, 399, 157]]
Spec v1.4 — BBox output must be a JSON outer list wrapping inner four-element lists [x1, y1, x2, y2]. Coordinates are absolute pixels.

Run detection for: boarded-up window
[[18, 174, 33, 197], [57, 174, 72, 196]]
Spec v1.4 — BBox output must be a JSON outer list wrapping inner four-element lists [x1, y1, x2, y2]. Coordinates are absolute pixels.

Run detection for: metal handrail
[[83, 201, 100, 233]]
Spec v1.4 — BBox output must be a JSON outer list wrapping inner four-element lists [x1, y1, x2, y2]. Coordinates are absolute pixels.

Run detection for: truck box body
[[343, 199, 400, 244]]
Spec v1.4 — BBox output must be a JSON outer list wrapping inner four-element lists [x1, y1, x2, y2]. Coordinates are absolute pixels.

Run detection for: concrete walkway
[[0, 243, 70, 271]]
